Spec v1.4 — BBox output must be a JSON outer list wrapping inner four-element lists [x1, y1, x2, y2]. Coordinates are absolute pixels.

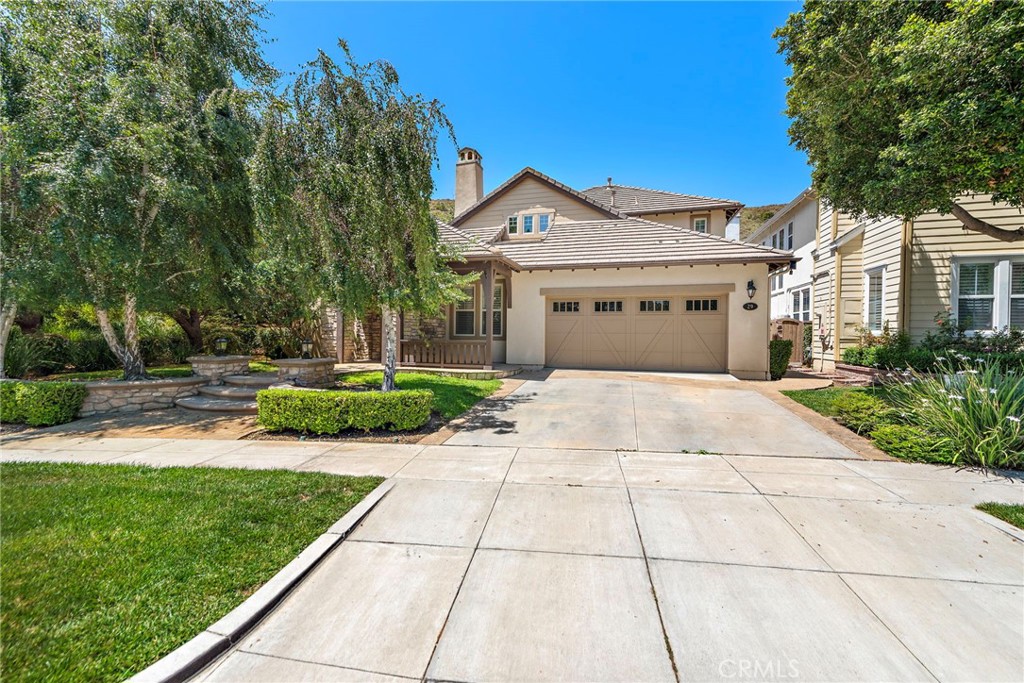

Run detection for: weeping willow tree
[[251, 41, 468, 391], [5, 0, 274, 379]]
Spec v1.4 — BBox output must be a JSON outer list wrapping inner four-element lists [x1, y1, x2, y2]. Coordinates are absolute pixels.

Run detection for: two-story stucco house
[[745, 189, 817, 322], [390, 148, 792, 380], [810, 194, 1023, 371]]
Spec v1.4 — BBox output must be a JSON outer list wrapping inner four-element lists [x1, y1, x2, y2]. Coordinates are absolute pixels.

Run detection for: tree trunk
[[381, 304, 398, 392], [951, 204, 1024, 242], [0, 300, 18, 380], [170, 308, 204, 352], [96, 294, 147, 380]]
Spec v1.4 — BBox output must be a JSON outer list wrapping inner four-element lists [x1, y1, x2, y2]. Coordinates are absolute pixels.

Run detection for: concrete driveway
[[446, 371, 859, 458], [3, 373, 1023, 682]]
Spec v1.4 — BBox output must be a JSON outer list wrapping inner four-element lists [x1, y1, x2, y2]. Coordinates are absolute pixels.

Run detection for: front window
[[480, 283, 503, 337], [866, 268, 884, 332], [454, 286, 475, 336], [507, 216, 518, 235], [539, 214, 550, 232], [522, 215, 534, 234], [957, 262, 994, 330], [1012, 263, 1024, 328], [771, 272, 784, 292], [693, 217, 708, 233]]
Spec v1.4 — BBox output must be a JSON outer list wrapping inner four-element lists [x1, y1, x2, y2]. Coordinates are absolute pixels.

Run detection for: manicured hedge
[[257, 388, 433, 434], [0, 381, 88, 426], [769, 339, 793, 380]]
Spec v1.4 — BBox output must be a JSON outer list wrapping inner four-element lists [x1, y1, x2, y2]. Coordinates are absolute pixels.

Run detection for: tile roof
[[444, 217, 792, 271], [437, 221, 521, 268], [580, 184, 742, 215], [451, 167, 625, 226]]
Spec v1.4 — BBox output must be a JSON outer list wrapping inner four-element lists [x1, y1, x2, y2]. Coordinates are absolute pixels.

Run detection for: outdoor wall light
[[215, 337, 228, 356], [301, 339, 313, 359], [746, 280, 757, 299]]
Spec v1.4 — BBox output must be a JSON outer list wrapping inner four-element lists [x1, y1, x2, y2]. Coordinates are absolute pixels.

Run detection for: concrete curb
[[127, 479, 396, 683]]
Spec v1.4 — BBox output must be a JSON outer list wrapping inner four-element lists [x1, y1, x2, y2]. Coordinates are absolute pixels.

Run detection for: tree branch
[[951, 203, 1024, 242]]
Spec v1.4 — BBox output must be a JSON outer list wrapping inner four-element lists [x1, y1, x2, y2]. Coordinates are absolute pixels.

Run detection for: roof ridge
[[580, 183, 741, 206], [452, 167, 628, 225]]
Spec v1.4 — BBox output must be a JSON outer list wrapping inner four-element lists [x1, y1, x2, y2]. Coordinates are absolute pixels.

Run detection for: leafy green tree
[[0, 11, 59, 377], [7, 0, 275, 379], [776, 0, 1024, 241], [251, 42, 468, 391]]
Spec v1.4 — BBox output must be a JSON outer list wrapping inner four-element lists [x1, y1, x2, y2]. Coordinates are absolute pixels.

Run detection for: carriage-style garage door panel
[[545, 295, 726, 372]]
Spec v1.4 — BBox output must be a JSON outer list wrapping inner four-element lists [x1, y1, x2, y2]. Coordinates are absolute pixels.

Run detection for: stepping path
[[176, 373, 278, 415]]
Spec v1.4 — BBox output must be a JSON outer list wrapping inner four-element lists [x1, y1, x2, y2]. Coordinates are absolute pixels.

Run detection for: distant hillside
[[430, 198, 454, 223], [739, 204, 785, 240]]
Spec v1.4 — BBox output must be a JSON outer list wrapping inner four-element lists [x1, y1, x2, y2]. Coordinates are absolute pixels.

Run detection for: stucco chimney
[[454, 147, 483, 217]]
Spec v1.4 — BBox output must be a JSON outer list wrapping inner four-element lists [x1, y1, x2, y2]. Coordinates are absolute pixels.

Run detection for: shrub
[[769, 339, 793, 380], [0, 381, 87, 426], [257, 388, 433, 434], [869, 424, 955, 464], [884, 359, 1024, 469], [63, 329, 119, 372], [833, 392, 894, 434], [802, 322, 813, 365], [3, 329, 48, 378]]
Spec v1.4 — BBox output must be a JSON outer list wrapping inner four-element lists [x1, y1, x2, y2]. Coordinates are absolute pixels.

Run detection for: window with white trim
[[693, 216, 708, 233], [454, 286, 475, 336], [786, 222, 794, 250], [522, 215, 534, 234], [507, 216, 518, 235], [1012, 263, 1024, 328], [953, 258, 1024, 331], [957, 262, 995, 330], [771, 272, 784, 292], [792, 287, 811, 322], [480, 283, 503, 337], [865, 267, 885, 333], [538, 214, 550, 233]]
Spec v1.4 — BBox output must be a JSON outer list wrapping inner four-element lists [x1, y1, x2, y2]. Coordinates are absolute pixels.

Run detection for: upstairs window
[[693, 216, 708, 233], [539, 214, 550, 232], [786, 222, 794, 250], [507, 216, 518, 235], [522, 215, 534, 234]]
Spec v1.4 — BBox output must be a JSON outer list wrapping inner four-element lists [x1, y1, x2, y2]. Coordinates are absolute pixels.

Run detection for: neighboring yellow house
[[395, 147, 793, 379], [810, 194, 1024, 371]]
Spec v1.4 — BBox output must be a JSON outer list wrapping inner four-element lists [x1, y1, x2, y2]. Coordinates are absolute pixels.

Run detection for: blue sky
[[261, 1, 807, 206]]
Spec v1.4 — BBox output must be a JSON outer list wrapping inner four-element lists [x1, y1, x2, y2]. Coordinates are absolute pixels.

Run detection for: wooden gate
[[771, 318, 804, 365]]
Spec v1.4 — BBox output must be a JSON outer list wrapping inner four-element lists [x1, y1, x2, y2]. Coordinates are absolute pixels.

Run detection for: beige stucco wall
[[505, 263, 773, 379], [636, 209, 730, 237], [458, 176, 609, 230]]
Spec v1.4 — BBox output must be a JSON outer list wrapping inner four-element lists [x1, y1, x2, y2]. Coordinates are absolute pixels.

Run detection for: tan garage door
[[545, 295, 726, 372]]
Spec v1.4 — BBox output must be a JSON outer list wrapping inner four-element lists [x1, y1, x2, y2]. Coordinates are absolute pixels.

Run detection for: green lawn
[[42, 361, 277, 382], [781, 386, 891, 416], [977, 503, 1024, 530], [340, 371, 501, 419], [0, 462, 382, 682]]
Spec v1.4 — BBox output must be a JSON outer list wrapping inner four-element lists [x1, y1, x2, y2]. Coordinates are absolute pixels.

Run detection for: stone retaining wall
[[187, 355, 251, 384], [80, 377, 207, 418]]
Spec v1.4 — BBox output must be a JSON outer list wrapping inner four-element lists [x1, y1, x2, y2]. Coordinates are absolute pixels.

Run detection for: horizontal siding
[[861, 216, 903, 332], [908, 195, 1024, 339], [460, 176, 609, 230]]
